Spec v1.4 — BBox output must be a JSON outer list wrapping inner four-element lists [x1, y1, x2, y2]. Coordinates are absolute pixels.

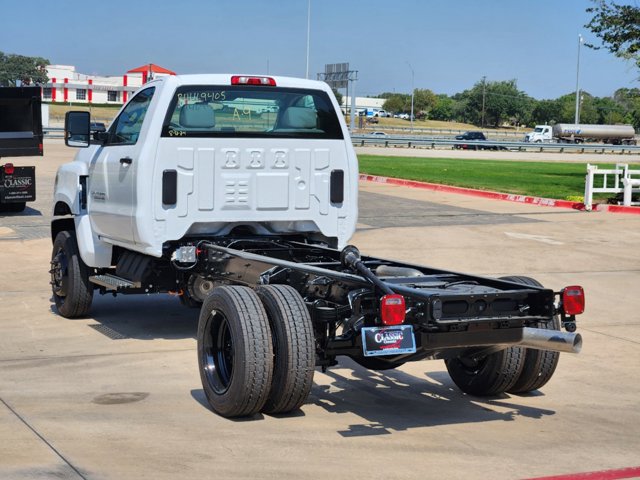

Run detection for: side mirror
[[93, 131, 110, 143], [65, 111, 91, 148]]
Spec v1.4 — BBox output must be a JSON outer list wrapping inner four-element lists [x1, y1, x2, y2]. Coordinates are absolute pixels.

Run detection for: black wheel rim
[[458, 355, 488, 375], [202, 310, 234, 394], [50, 247, 69, 298]]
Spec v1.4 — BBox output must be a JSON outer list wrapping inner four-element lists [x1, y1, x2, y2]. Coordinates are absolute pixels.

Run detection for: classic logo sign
[[374, 329, 404, 349], [1, 167, 36, 202], [362, 325, 416, 357], [4, 176, 33, 188]]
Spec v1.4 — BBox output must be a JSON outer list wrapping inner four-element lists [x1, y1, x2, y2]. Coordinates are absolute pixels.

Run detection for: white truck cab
[[524, 125, 553, 143], [54, 74, 358, 267]]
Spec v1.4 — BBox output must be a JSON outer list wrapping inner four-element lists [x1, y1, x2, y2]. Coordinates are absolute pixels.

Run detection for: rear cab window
[[161, 85, 343, 139]]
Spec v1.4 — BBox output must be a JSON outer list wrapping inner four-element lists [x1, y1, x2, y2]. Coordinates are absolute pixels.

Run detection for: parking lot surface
[[1, 142, 639, 479]]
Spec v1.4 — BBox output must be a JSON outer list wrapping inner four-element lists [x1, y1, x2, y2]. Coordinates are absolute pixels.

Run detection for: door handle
[[120, 157, 133, 165]]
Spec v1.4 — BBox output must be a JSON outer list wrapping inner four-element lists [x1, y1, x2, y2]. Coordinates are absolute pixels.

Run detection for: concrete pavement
[[1, 142, 639, 479]]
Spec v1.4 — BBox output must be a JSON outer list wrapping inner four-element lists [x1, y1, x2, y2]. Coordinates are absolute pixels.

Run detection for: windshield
[[161, 85, 343, 139], [534, 127, 543, 132]]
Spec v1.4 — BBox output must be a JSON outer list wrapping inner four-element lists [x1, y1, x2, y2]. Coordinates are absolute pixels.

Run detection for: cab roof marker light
[[562, 285, 585, 315], [231, 75, 277, 86]]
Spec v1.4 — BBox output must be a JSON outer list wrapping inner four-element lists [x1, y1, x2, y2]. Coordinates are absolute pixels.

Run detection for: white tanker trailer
[[525, 124, 637, 145]]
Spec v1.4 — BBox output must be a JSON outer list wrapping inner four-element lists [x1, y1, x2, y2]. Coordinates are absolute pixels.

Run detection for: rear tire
[[50, 230, 93, 318], [256, 285, 315, 414], [445, 347, 524, 396], [500, 276, 561, 394], [197, 286, 273, 418]]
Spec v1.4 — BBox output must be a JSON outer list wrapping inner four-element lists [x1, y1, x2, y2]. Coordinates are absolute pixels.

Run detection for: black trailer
[[0, 86, 42, 212]]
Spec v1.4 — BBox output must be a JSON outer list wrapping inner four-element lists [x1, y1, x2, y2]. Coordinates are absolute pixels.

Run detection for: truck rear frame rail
[[102, 237, 579, 367]]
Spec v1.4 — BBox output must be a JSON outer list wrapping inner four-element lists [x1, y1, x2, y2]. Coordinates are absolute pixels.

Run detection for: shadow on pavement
[[0, 205, 42, 217], [49, 293, 199, 340], [310, 358, 555, 436]]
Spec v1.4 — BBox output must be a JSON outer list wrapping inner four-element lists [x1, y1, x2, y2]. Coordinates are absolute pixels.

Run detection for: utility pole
[[305, 0, 311, 79], [481, 76, 486, 128], [574, 34, 583, 125], [406, 61, 415, 133]]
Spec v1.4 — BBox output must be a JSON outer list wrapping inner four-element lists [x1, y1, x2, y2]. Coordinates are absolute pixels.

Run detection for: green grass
[[358, 155, 609, 200]]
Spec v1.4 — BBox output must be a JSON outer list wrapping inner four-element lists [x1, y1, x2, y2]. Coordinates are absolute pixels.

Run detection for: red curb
[[359, 174, 640, 214], [596, 204, 640, 214], [524, 465, 640, 480]]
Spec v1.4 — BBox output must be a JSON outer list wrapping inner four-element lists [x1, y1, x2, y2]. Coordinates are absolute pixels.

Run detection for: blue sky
[[1, 0, 637, 99]]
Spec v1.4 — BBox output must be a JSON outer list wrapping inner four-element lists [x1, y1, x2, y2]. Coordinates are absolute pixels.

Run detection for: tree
[[594, 96, 626, 123], [430, 95, 456, 121], [382, 93, 410, 113], [457, 79, 533, 127], [613, 88, 640, 128], [0, 51, 49, 86], [413, 88, 437, 117], [555, 92, 599, 124], [332, 89, 343, 109], [531, 99, 563, 125], [585, 1, 640, 68]]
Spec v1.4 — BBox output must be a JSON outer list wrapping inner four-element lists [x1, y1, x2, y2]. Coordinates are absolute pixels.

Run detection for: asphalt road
[[1, 142, 639, 479]]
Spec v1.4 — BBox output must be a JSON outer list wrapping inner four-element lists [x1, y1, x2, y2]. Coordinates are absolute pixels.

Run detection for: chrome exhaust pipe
[[520, 327, 582, 354]]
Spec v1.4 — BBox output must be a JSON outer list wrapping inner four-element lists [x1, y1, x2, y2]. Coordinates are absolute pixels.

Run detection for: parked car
[[366, 116, 379, 124], [373, 110, 389, 118], [370, 131, 387, 136], [454, 131, 487, 150], [90, 122, 107, 133]]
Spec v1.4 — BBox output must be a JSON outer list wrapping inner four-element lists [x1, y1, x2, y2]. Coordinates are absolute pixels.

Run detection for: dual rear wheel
[[445, 276, 561, 396], [197, 284, 315, 418]]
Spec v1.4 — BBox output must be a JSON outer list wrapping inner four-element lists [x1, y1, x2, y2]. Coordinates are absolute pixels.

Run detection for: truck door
[[88, 87, 155, 244]]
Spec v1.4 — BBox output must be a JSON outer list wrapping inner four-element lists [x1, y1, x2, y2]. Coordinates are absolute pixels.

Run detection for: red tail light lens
[[4, 163, 15, 175], [380, 294, 406, 325], [231, 75, 276, 86], [562, 286, 585, 315]]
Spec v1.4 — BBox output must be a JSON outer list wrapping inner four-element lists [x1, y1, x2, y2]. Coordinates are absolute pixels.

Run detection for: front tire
[[500, 276, 561, 394], [197, 286, 273, 418], [50, 230, 93, 318], [445, 347, 524, 396], [256, 285, 315, 414]]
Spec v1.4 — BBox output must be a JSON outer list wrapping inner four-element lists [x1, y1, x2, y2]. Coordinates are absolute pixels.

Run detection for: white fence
[[584, 163, 640, 211]]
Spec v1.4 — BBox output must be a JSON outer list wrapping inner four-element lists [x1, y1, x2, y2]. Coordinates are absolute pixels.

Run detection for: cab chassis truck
[[52, 74, 585, 418]]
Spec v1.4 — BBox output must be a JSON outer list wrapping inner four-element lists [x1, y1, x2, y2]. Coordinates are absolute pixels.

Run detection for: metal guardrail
[[42, 127, 640, 154], [359, 125, 528, 138], [43, 127, 65, 139], [351, 135, 640, 154]]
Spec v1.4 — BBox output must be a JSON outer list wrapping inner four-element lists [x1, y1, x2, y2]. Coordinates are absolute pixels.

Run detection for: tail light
[[380, 294, 406, 325], [231, 75, 276, 86], [562, 286, 585, 315], [4, 163, 15, 175]]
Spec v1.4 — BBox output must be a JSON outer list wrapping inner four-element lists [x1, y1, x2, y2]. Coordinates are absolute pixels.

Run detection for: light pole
[[406, 61, 414, 132], [574, 34, 584, 125], [481, 75, 486, 128], [305, 0, 311, 79]]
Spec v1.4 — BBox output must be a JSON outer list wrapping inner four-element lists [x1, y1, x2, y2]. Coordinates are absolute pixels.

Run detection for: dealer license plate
[[362, 325, 416, 357]]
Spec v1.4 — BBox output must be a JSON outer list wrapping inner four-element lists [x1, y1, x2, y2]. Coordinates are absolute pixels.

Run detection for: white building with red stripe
[[43, 64, 175, 105]]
